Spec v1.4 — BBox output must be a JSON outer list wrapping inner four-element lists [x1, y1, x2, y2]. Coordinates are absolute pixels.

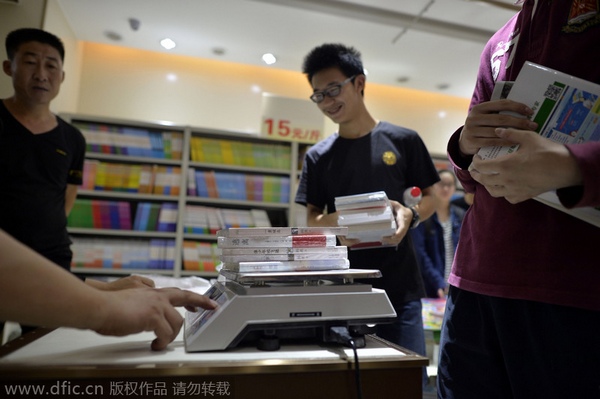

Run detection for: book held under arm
[[477, 61, 600, 228]]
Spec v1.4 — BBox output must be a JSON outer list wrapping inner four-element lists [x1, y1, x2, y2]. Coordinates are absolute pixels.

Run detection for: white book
[[338, 207, 394, 226], [219, 246, 348, 256], [221, 258, 350, 273], [217, 234, 338, 248], [220, 250, 347, 263], [217, 226, 348, 237], [334, 191, 390, 211], [477, 61, 600, 228]]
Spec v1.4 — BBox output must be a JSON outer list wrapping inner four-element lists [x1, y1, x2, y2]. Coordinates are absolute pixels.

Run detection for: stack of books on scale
[[335, 191, 396, 248], [216, 226, 349, 273]]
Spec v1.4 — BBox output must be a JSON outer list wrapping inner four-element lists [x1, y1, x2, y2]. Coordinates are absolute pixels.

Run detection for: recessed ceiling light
[[262, 53, 276, 65], [160, 38, 176, 50]]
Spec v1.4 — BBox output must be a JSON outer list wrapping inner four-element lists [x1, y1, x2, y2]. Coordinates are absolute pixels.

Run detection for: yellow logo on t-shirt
[[382, 151, 396, 165]]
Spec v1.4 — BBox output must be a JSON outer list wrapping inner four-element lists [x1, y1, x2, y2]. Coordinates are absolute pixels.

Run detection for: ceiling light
[[262, 53, 276, 65], [160, 38, 176, 50]]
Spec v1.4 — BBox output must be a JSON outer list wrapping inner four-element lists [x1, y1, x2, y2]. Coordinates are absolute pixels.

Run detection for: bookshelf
[[61, 114, 310, 278]]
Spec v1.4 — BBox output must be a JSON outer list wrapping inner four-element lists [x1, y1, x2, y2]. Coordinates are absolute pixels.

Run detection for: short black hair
[[302, 43, 364, 83], [6, 28, 65, 62]]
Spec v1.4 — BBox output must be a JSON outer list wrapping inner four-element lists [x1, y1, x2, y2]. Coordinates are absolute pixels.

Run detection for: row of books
[[190, 136, 291, 170], [335, 191, 396, 248], [133, 202, 177, 232], [68, 200, 177, 232], [70, 237, 175, 270], [182, 241, 219, 272], [82, 160, 181, 195], [183, 205, 271, 234], [216, 226, 349, 273], [188, 168, 290, 203], [75, 122, 184, 160]]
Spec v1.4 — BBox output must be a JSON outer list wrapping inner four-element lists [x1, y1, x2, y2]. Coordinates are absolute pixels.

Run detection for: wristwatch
[[409, 207, 420, 229]]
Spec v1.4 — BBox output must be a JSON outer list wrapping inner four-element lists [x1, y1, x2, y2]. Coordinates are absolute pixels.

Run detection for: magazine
[[477, 61, 600, 228]]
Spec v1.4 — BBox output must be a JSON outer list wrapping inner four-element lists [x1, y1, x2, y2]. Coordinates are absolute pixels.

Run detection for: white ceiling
[[55, 0, 520, 99]]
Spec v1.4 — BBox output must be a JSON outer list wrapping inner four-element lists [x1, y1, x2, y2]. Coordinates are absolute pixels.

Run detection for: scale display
[[184, 269, 396, 352]]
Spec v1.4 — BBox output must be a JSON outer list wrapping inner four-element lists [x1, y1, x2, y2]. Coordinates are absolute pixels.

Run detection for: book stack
[[182, 241, 219, 272], [190, 137, 291, 170], [82, 160, 181, 195], [70, 237, 175, 270], [216, 227, 349, 273], [68, 199, 132, 230], [76, 122, 183, 159], [335, 191, 396, 247], [480, 61, 600, 227], [189, 168, 290, 203]]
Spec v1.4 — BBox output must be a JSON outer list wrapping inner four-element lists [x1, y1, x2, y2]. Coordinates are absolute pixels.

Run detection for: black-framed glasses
[[309, 75, 356, 103]]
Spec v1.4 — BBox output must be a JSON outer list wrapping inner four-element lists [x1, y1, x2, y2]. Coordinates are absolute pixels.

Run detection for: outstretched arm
[[0, 230, 217, 350]]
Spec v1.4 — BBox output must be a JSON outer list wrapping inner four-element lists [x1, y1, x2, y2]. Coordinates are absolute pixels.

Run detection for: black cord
[[348, 338, 363, 399], [330, 326, 364, 399]]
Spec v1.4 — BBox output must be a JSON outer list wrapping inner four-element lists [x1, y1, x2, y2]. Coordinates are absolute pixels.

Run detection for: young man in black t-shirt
[[295, 43, 440, 387]]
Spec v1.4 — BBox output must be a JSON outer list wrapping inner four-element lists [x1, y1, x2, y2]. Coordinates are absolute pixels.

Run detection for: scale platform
[[184, 269, 396, 352]]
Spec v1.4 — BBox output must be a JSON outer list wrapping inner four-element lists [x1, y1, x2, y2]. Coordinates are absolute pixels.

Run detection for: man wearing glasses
[[295, 43, 439, 389]]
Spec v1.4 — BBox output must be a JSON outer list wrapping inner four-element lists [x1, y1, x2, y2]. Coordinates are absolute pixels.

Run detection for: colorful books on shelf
[[68, 199, 132, 230], [82, 160, 181, 196], [70, 237, 175, 270], [189, 136, 291, 169], [478, 61, 600, 228], [75, 122, 183, 159], [189, 168, 290, 203], [182, 241, 219, 272], [133, 202, 178, 232], [183, 206, 273, 234], [335, 191, 396, 248], [216, 227, 349, 273]]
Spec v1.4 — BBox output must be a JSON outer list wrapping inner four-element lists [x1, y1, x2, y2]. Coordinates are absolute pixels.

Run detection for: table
[[0, 326, 427, 399]]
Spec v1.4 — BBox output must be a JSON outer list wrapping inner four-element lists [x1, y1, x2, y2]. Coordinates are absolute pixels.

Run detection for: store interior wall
[[0, 0, 470, 156]]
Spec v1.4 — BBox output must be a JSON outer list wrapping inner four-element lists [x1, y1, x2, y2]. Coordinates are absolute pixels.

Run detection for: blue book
[[157, 202, 178, 232], [149, 132, 164, 159], [133, 202, 151, 231], [195, 170, 209, 197], [164, 240, 175, 270], [108, 201, 120, 229]]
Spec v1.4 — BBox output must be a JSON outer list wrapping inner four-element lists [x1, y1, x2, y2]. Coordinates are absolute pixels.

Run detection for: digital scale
[[184, 269, 396, 352]]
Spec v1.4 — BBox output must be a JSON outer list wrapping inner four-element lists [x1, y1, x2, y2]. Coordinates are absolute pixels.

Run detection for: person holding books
[[295, 43, 439, 388], [411, 169, 465, 299], [0, 229, 217, 350], [438, 2, 600, 398]]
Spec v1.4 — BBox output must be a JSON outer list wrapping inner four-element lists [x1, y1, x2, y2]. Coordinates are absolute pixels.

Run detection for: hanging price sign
[[260, 93, 325, 143]]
